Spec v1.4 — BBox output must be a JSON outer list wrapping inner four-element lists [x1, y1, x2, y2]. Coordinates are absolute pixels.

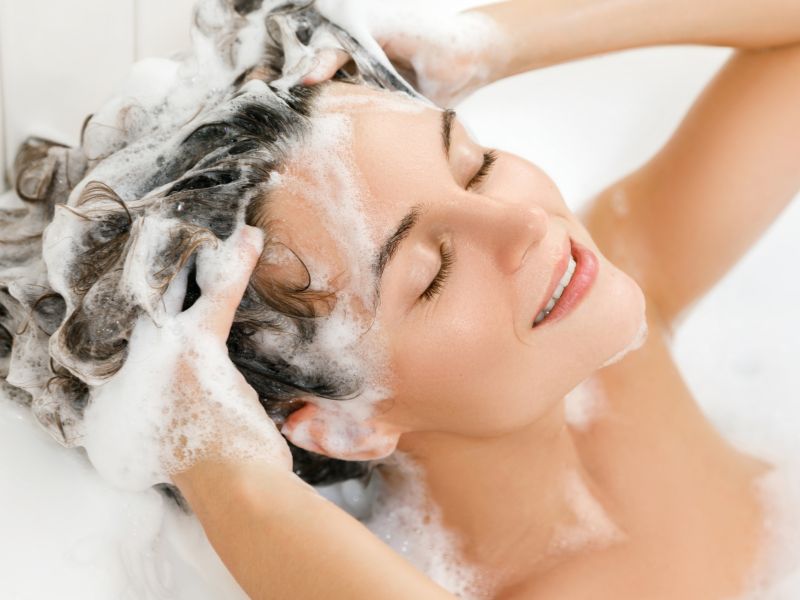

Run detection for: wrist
[[469, 0, 683, 77], [469, 0, 800, 79], [451, 10, 514, 88], [466, 3, 532, 80], [172, 458, 303, 516]]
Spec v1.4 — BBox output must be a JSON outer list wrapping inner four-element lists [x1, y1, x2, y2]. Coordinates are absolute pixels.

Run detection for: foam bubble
[[81, 227, 292, 491], [564, 377, 607, 431], [600, 315, 649, 369], [317, 0, 511, 105], [549, 470, 623, 555], [317, 91, 426, 115], [366, 454, 489, 599]]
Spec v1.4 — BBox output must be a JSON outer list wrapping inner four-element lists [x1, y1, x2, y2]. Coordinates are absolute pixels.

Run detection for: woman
[[168, 0, 800, 596], [2, 0, 798, 598]]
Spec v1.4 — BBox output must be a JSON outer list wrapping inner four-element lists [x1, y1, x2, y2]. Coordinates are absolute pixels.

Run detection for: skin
[[171, 1, 800, 598]]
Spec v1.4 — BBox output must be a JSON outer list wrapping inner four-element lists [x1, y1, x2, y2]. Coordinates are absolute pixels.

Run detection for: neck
[[387, 400, 623, 589]]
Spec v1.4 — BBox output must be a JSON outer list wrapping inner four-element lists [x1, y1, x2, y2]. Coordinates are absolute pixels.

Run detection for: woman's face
[[264, 83, 645, 455]]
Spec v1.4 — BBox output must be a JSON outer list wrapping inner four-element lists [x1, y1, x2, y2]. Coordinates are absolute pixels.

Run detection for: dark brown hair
[[0, 0, 421, 489]]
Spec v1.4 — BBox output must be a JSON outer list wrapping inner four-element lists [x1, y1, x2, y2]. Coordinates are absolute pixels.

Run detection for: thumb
[[302, 48, 351, 85], [189, 225, 264, 339]]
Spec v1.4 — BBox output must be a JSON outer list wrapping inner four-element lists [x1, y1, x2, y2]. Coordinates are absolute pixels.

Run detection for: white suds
[[318, 461, 491, 598], [564, 377, 607, 431], [729, 460, 800, 599], [81, 227, 292, 491], [316, 0, 511, 106], [15, 0, 428, 483], [365, 454, 489, 599], [549, 470, 623, 555], [600, 315, 649, 369], [254, 114, 396, 450]]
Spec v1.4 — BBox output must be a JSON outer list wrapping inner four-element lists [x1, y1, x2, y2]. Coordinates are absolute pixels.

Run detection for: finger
[[189, 225, 265, 339], [302, 48, 351, 85], [162, 265, 190, 317]]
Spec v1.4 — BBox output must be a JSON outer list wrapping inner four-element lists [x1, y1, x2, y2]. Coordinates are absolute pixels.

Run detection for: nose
[[497, 203, 548, 273], [484, 199, 549, 273]]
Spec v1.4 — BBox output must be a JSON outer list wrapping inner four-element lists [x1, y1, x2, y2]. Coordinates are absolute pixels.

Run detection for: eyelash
[[419, 150, 496, 302], [421, 243, 454, 301], [466, 150, 498, 190]]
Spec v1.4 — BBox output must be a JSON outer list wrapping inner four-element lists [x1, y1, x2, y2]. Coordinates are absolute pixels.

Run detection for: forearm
[[173, 461, 454, 600], [476, 0, 800, 78]]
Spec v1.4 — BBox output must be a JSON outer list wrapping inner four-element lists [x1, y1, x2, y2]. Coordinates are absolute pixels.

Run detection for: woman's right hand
[[306, 2, 511, 107], [80, 225, 293, 491]]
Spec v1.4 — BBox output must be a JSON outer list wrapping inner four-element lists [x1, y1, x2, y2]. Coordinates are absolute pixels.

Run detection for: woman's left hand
[[304, 2, 510, 107]]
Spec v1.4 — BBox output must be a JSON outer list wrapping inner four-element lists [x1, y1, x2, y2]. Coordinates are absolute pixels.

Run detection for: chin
[[595, 263, 648, 368]]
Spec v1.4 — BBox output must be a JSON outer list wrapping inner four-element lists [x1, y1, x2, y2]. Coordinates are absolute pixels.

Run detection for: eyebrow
[[374, 205, 423, 282], [442, 109, 456, 158], [372, 110, 454, 294]]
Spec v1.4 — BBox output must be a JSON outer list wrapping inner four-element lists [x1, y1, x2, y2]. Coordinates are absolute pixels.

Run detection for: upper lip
[[533, 237, 572, 321]]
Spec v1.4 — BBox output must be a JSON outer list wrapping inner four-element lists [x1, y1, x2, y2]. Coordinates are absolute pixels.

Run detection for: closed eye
[[421, 243, 454, 301], [420, 150, 494, 301], [466, 150, 498, 190]]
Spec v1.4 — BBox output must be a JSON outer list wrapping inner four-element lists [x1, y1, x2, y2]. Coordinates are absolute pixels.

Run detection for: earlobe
[[281, 402, 400, 461], [281, 404, 327, 455]]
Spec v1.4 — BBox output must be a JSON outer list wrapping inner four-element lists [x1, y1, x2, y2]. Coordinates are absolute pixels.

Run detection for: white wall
[[135, 0, 196, 59], [0, 0, 195, 187], [0, 0, 7, 190]]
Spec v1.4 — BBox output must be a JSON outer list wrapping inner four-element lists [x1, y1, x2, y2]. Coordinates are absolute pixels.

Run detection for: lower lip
[[533, 240, 598, 328]]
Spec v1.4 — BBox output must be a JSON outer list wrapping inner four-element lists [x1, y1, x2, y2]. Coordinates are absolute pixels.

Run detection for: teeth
[[533, 256, 577, 326]]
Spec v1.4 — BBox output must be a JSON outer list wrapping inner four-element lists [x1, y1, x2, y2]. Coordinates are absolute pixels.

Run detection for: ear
[[281, 403, 400, 461]]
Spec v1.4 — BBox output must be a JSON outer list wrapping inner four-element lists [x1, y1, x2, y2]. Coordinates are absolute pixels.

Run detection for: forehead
[[264, 83, 447, 295]]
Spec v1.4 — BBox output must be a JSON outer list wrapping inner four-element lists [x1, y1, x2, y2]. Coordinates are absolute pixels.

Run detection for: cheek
[[388, 289, 545, 435]]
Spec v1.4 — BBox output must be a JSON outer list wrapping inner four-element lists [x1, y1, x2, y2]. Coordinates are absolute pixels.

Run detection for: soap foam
[[10, 0, 421, 466], [549, 470, 623, 555], [1, 0, 434, 493], [740, 461, 800, 599], [316, 0, 511, 105], [366, 454, 490, 599], [564, 377, 607, 431], [600, 314, 649, 369], [81, 228, 292, 491]]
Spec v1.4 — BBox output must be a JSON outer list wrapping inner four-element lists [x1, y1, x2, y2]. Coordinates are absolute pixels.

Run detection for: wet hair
[[0, 0, 419, 488]]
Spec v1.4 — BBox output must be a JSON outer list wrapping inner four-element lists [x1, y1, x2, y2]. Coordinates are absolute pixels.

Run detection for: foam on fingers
[[83, 301, 292, 491], [191, 225, 265, 335]]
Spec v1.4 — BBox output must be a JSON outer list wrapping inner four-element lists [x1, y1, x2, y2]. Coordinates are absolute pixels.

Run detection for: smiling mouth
[[533, 255, 576, 325], [532, 239, 598, 328]]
